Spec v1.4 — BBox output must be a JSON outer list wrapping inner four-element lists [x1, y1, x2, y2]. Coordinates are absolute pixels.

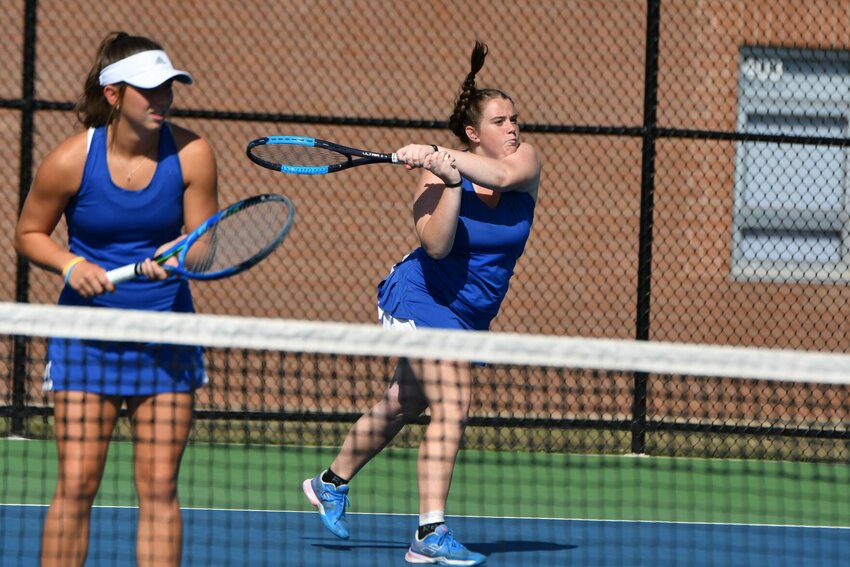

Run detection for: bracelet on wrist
[[62, 256, 85, 284], [444, 178, 463, 188]]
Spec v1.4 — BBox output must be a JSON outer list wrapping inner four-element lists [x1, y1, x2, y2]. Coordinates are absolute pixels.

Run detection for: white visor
[[98, 50, 193, 89]]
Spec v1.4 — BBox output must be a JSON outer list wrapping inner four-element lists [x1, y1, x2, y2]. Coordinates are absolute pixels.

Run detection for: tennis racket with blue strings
[[106, 193, 295, 283], [246, 135, 400, 175]]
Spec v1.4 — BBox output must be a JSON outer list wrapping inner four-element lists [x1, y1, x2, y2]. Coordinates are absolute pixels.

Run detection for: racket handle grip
[[106, 263, 142, 284]]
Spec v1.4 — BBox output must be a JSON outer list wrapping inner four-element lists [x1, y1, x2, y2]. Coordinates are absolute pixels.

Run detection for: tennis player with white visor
[[14, 31, 218, 567]]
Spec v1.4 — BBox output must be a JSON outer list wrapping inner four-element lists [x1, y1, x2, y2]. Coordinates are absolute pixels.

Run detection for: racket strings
[[183, 200, 292, 274], [250, 144, 349, 168]]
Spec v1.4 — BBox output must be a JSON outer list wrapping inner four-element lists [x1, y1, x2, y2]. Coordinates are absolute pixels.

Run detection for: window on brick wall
[[733, 47, 850, 283]]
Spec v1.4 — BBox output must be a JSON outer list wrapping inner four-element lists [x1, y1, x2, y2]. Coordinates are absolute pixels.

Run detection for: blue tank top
[[59, 124, 192, 311], [377, 178, 535, 330], [46, 124, 205, 395]]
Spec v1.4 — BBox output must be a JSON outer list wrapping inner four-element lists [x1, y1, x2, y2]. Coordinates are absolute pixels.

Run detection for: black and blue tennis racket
[[246, 135, 399, 175], [106, 194, 295, 283]]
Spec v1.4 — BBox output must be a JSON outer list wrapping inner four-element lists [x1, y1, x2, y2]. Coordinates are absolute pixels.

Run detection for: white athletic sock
[[419, 510, 445, 526]]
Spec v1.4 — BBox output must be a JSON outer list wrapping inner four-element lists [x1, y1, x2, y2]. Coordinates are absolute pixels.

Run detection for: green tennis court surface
[[3, 438, 849, 526]]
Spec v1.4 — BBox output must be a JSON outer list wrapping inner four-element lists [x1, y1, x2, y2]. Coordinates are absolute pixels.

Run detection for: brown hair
[[74, 31, 163, 128], [447, 41, 514, 147]]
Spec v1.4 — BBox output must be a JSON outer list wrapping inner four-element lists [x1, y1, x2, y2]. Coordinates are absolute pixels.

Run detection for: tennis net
[[1, 301, 848, 567]]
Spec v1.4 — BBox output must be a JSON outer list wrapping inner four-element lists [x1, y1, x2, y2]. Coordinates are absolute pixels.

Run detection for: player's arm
[[15, 132, 115, 296], [440, 142, 540, 199], [15, 132, 98, 272], [398, 142, 541, 200], [413, 151, 463, 259], [174, 125, 219, 234]]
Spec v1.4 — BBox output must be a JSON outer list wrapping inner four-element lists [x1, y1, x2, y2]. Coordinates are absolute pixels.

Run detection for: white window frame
[[733, 47, 850, 284]]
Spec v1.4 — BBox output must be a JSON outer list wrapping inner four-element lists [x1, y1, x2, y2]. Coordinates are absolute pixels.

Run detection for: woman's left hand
[[139, 236, 186, 280], [137, 258, 170, 280], [423, 150, 461, 187]]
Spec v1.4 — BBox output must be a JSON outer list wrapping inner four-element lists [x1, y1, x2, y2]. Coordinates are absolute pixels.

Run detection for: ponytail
[[447, 41, 513, 147]]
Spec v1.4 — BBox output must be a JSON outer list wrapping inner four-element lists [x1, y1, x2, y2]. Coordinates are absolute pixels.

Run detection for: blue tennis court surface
[[1, 505, 846, 566]]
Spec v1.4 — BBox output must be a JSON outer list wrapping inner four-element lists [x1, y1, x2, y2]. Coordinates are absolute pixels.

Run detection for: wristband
[[62, 256, 85, 284], [444, 178, 463, 188]]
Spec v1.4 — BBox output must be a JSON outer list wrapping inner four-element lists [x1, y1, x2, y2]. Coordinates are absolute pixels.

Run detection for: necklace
[[125, 158, 145, 182], [124, 146, 156, 183], [126, 156, 153, 182], [108, 133, 157, 184]]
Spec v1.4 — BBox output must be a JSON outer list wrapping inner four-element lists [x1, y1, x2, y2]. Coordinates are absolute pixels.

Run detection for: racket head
[[246, 135, 397, 175], [165, 193, 295, 280]]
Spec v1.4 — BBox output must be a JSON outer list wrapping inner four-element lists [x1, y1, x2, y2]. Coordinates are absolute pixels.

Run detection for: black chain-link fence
[[2, 9, 849, 567], [4, 1, 849, 348]]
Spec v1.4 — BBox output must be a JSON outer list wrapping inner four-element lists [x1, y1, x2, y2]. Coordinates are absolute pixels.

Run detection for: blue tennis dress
[[377, 179, 535, 330], [45, 124, 206, 395]]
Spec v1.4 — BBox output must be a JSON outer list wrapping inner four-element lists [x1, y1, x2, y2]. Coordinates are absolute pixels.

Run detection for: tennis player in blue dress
[[14, 32, 218, 567], [303, 41, 541, 566]]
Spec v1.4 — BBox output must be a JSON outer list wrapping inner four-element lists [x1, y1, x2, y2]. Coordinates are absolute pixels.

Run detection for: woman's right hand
[[65, 261, 115, 298]]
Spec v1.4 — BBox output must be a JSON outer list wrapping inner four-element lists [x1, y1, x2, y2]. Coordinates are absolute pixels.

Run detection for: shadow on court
[[473, 539, 578, 554], [308, 538, 575, 555], [305, 538, 407, 552]]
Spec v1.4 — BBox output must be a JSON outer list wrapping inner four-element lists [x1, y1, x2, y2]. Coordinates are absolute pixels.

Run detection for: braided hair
[[75, 31, 163, 128], [448, 41, 513, 147]]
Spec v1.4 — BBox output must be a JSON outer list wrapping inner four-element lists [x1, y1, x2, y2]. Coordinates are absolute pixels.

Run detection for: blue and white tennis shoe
[[405, 524, 486, 565], [302, 472, 351, 539]]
